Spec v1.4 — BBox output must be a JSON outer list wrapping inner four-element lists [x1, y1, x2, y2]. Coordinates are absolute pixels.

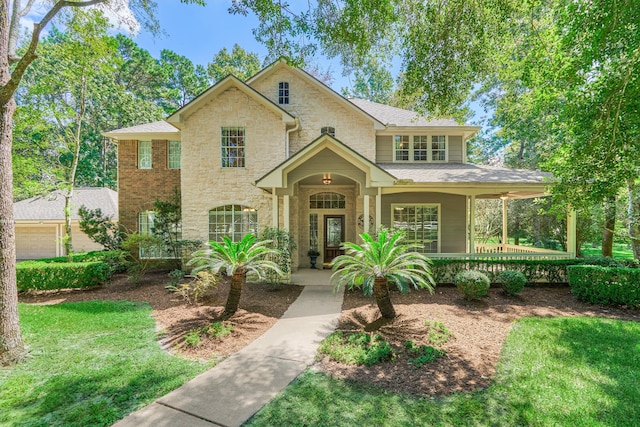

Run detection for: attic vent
[[321, 126, 335, 137], [278, 82, 289, 104]]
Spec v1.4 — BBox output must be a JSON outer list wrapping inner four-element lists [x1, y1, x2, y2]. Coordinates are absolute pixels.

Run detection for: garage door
[[15, 226, 57, 260]]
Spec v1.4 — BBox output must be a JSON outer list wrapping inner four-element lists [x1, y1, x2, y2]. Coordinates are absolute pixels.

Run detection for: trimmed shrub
[[498, 270, 527, 295], [454, 270, 490, 300], [38, 250, 127, 274], [568, 265, 640, 308], [17, 261, 110, 291]]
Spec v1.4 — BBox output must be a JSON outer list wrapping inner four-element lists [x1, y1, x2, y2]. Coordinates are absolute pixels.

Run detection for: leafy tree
[[78, 206, 124, 251], [189, 234, 282, 316], [207, 44, 261, 83], [0, 0, 206, 365], [158, 49, 209, 112], [341, 57, 394, 104], [331, 229, 434, 319]]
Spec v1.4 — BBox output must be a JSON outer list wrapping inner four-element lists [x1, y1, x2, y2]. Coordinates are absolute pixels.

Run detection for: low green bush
[[454, 270, 490, 300], [431, 257, 638, 285], [424, 320, 452, 345], [318, 331, 393, 366], [38, 250, 127, 274], [568, 265, 640, 308], [404, 340, 445, 367], [16, 261, 110, 291], [498, 270, 527, 295]]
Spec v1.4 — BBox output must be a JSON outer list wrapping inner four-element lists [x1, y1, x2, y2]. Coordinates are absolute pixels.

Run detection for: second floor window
[[321, 126, 335, 137], [394, 135, 447, 162], [278, 81, 289, 104], [221, 127, 245, 168], [138, 141, 152, 169], [168, 141, 181, 169]]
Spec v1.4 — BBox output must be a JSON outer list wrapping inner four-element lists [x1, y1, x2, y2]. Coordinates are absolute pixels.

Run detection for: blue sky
[[133, 1, 356, 91]]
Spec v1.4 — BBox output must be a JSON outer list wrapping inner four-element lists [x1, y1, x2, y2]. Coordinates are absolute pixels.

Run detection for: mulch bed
[[20, 274, 640, 396]]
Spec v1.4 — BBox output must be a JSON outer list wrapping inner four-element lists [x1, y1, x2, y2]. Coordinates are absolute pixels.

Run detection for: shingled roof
[[347, 98, 460, 127], [14, 187, 118, 221], [378, 163, 551, 184]]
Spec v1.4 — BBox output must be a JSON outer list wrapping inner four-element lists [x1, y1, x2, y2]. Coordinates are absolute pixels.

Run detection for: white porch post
[[375, 188, 381, 228], [272, 188, 278, 228], [502, 197, 508, 250], [283, 195, 290, 232], [469, 195, 476, 254], [567, 208, 577, 257], [363, 194, 370, 233]]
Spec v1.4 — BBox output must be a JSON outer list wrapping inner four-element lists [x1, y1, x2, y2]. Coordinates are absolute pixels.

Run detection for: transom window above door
[[310, 192, 345, 209], [394, 135, 448, 162]]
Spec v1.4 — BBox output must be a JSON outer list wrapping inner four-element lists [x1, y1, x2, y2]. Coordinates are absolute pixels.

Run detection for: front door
[[324, 215, 345, 265]]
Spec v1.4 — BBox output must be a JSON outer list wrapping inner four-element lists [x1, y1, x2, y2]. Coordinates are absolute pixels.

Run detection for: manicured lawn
[[581, 243, 634, 259], [0, 301, 209, 427], [246, 317, 640, 426]]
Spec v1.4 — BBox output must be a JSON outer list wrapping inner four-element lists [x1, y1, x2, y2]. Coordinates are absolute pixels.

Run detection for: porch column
[[502, 197, 508, 250], [283, 195, 290, 232], [363, 194, 370, 233], [567, 208, 577, 256], [469, 195, 476, 254], [375, 187, 381, 228], [272, 188, 278, 228]]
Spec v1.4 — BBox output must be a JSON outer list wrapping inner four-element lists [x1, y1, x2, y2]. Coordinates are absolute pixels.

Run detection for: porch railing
[[429, 243, 573, 260]]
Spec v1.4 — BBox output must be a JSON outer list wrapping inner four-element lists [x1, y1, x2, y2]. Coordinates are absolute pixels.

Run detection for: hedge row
[[16, 261, 111, 291], [430, 257, 638, 285], [568, 265, 640, 308], [38, 250, 127, 273]]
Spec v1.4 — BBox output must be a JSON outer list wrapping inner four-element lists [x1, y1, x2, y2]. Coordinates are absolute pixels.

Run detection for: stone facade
[[117, 139, 180, 232], [179, 87, 287, 243]]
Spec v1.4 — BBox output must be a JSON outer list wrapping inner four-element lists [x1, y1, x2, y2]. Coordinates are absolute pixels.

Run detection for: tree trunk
[[0, 96, 24, 365], [627, 180, 640, 260], [64, 193, 73, 259], [373, 276, 396, 319], [224, 269, 245, 316], [602, 196, 616, 257]]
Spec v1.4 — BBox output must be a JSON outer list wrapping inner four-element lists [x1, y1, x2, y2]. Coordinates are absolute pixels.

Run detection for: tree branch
[[1, 0, 106, 104]]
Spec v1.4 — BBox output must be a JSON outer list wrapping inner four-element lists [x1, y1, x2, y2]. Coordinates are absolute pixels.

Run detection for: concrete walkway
[[114, 269, 342, 427]]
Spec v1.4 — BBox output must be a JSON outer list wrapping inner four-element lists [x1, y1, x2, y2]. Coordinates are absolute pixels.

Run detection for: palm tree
[[189, 234, 283, 316], [331, 229, 435, 319]]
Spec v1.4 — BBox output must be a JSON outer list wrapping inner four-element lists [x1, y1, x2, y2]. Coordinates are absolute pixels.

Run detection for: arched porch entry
[[254, 134, 395, 268]]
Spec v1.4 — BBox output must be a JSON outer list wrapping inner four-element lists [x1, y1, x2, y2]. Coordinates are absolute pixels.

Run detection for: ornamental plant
[[498, 269, 527, 295], [454, 270, 490, 300]]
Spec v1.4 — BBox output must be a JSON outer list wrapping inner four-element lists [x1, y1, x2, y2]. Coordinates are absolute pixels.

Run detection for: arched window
[[309, 192, 345, 209], [209, 205, 257, 242], [320, 126, 335, 137]]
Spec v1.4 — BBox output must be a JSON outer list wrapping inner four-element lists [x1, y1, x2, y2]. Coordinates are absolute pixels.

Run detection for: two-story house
[[105, 60, 575, 269]]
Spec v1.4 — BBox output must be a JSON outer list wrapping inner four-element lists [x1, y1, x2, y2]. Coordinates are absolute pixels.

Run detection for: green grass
[[246, 317, 640, 426], [0, 301, 209, 427], [581, 243, 634, 259]]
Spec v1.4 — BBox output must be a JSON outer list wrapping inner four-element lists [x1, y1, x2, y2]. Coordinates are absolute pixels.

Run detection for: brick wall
[[118, 139, 181, 233]]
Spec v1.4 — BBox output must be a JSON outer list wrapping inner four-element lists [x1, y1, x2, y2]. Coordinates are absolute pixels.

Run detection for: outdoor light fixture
[[322, 173, 332, 185]]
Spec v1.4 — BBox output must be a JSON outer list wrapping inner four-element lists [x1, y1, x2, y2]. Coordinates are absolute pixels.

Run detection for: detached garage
[[14, 188, 118, 260]]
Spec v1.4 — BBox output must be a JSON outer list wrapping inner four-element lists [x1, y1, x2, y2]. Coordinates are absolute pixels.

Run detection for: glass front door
[[324, 215, 345, 264]]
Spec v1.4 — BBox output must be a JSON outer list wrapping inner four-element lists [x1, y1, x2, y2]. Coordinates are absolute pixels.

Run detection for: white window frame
[[321, 126, 335, 137], [138, 140, 152, 169], [391, 203, 441, 253], [138, 211, 163, 259], [168, 141, 181, 169], [208, 205, 257, 242], [393, 135, 448, 163], [278, 81, 289, 104], [221, 127, 245, 168]]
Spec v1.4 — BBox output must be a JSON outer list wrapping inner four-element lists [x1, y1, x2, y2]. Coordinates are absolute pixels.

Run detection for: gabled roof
[[256, 133, 396, 189], [14, 187, 118, 221], [349, 98, 480, 138], [167, 74, 296, 128], [246, 59, 386, 130], [102, 120, 180, 141]]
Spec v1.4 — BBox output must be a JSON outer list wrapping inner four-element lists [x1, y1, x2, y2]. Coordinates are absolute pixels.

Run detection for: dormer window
[[321, 126, 335, 137], [278, 82, 289, 104]]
